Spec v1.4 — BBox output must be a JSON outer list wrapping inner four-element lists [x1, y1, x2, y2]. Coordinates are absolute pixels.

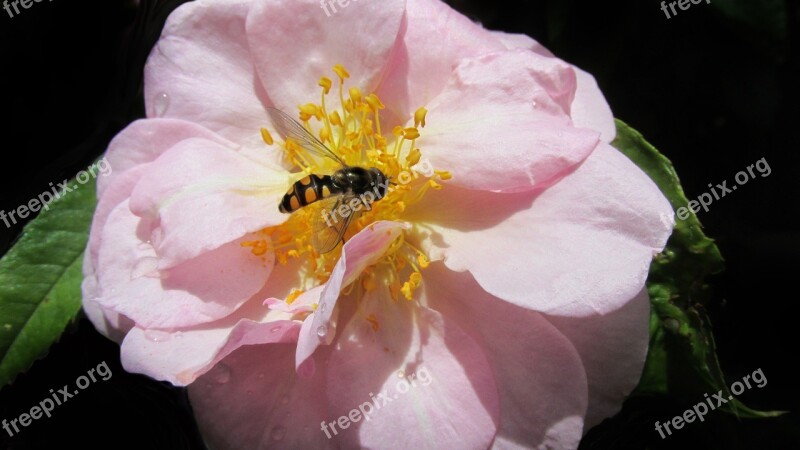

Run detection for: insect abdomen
[[279, 174, 339, 213]]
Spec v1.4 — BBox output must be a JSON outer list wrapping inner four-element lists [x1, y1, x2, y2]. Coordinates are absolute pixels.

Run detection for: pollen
[[255, 65, 451, 306]]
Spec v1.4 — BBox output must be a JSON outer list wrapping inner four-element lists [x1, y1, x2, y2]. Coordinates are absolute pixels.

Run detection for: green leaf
[[612, 119, 782, 418], [0, 176, 96, 387]]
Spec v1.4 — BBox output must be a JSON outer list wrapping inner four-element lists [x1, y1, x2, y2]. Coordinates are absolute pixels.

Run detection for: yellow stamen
[[260, 127, 274, 145], [318, 77, 332, 95], [414, 107, 428, 128], [333, 64, 350, 80], [286, 289, 304, 305], [255, 64, 450, 309]]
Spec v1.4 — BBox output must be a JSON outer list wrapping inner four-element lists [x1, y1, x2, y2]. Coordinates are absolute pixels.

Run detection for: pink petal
[[95, 200, 272, 329], [375, 0, 505, 126], [81, 253, 132, 344], [491, 31, 616, 143], [89, 165, 149, 268], [129, 137, 289, 268], [143, 0, 270, 145], [98, 118, 232, 197], [293, 221, 409, 373], [246, 0, 406, 112], [118, 259, 309, 384], [547, 288, 651, 430], [189, 344, 338, 449], [423, 263, 588, 449], [323, 291, 499, 449], [422, 49, 599, 192], [407, 143, 674, 317]]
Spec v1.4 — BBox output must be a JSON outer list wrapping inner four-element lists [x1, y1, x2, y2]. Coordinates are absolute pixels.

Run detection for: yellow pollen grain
[[403, 127, 420, 140], [435, 170, 452, 180], [260, 127, 274, 145], [333, 64, 350, 80], [349, 87, 362, 104], [318, 77, 332, 95], [286, 289, 304, 305], [365, 94, 385, 110], [414, 107, 428, 128], [330, 110, 342, 126], [417, 254, 430, 269]]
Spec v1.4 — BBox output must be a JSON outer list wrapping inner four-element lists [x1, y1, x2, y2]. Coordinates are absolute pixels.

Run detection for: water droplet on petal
[[397, 370, 405, 378], [174, 331, 183, 339], [280, 395, 289, 405], [271, 426, 286, 441], [316, 325, 328, 337], [270, 326, 282, 333], [258, 373, 265, 380], [320, 303, 327, 313], [153, 92, 170, 117], [212, 363, 232, 384], [532, 100, 538, 108], [144, 330, 171, 343]]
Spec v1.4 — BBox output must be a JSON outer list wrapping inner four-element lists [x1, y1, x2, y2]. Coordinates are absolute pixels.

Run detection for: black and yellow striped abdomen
[[279, 174, 341, 213]]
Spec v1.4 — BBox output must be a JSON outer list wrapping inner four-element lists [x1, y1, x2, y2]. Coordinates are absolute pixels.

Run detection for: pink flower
[[82, 0, 674, 448]]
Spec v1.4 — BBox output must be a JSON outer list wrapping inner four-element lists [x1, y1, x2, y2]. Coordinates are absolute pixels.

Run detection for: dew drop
[[257, 373, 265, 380], [271, 426, 286, 441], [3, 324, 12, 331], [270, 326, 282, 333], [280, 395, 289, 405], [175, 331, 184, 339], [320, 303, 327, 313], [316, 324, 328, 337], [397, 370, 405, 378], [212, 363, 232, 384], [153, 92, 170, 117], [144, 329, 171, 343], [532, 100, 538, 108]]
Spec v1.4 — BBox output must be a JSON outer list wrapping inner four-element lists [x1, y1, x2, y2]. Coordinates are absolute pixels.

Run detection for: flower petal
[[98, 118, 232, 197], [246, 0, 406, 112], [81, 253, 132, 344], [118, 259, 307, 384], [293, 221, 410, 373], [323, 291, 499, 449], [375, 0, 505, 126], [96, 200, 272, 329], [188, 344, 338, 449], [129, 137, 289, 268], [421, 50, 599, 192], [491, 31, 616, 143], [144, 0, 270, 145], [407, 143, 674, 317], [547, 288, 651, 430], [423, 263, 588, 449]]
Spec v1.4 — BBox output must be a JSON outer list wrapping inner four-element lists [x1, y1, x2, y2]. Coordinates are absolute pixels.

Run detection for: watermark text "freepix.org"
[[2, 361, 112, 437]]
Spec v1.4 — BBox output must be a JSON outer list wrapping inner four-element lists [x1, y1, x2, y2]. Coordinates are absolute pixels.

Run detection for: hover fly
[[267, 108, 391, 254]]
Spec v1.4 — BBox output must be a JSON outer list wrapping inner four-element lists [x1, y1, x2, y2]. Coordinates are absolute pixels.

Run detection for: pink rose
[[82, 0, 674, 448]]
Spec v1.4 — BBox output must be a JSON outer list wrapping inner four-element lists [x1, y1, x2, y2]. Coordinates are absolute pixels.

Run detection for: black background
[[1, 0, 798, 448]]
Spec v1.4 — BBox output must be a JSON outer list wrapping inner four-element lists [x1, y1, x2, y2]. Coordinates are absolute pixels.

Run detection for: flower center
[[246, 65, 450, 303]]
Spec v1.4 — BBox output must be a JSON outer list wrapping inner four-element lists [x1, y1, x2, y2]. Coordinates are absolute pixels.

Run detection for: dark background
[[1, 0, 798, 448]]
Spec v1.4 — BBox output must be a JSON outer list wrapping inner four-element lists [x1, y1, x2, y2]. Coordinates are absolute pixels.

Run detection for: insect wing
[[311, 195, 361, 254], [266, 107, 347, 166]]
